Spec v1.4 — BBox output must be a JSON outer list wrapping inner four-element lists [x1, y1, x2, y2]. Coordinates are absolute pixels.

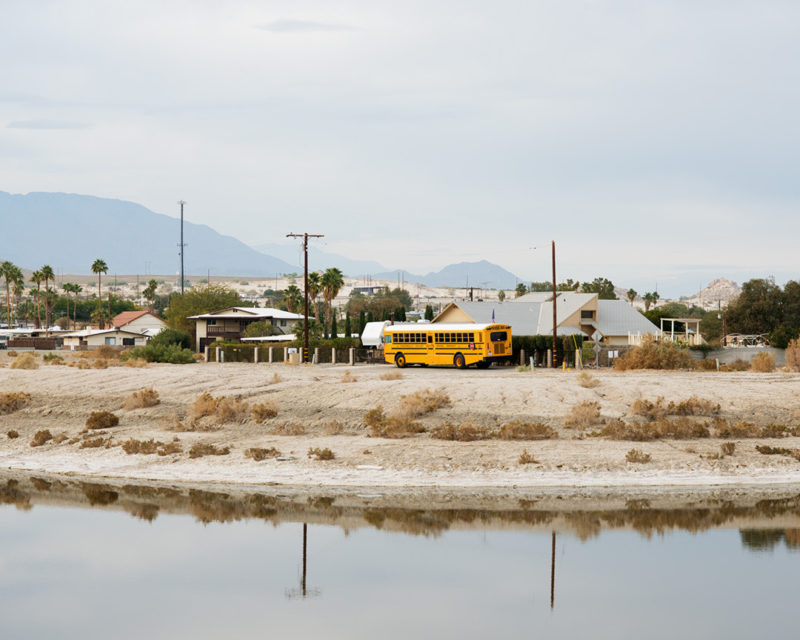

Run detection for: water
[[0, 475, 798, 639]]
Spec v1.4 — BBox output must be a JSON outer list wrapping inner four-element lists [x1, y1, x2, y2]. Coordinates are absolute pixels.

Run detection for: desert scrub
[[709, 419, 794, 439], [245, 447, 281, 461], [379, 371, 403, 380], [595, 418, 710, 441], [750, 352, 776, 372], [431, 422, 490, 441], [564, 401, 603, 429], [0, 391, 31, 414], [308, 447, 335, 460], [10, 353, 38, 369], [340, 370, 357, 383], [786, 338, 800, 372], [30, 430, 53, 447], [7, 429, 19, 439], [498, 420, 558, 440], [188, 393, 249, 425], [122, 388, 160, 410], [42, 353, 64, 365], [364, 406, 425, 438], [79, 436, 108, 449], [188, 443, 231, 458], [614, 336, 694, 370], [85, 411, 119, 430], [122, 438, 162, 455], [518, 450, 538, 464], [269, 422, 307, 436], [720, 442, 736, 457], [251, 401, 278, 422], [397, 389, 451, 419], [124, 357, 149, 368], [625, 449, 652, 463], [631, 396, 720, 419], [576, 372, 599, 388]]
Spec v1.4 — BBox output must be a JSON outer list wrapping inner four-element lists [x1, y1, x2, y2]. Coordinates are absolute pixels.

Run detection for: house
[[112, 310, 167, 337], [62, 328, 149, 349], [433, 293, 660, 346], [189, 307, 305, 351]]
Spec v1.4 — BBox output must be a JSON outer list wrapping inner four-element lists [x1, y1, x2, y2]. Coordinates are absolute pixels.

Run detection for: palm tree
[[306, 271, 322, 317], [284, 284, 303, 313], [30, 270, 44, 328], [70, 283, 83, 327], [321, 268, 344, 336], [40, 264, 55, 329], [91, 259, 108, 328], [12, 275, 25, 324], [0, 261, 23, 329], [142, 279, 158, 312], [626, 288, 638, 305], [63, 282, 78, 329]]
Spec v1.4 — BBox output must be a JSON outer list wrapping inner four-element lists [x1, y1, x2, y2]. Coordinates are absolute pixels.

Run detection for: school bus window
[[490, 331, 508, 342], [469, 333, 474, 342]]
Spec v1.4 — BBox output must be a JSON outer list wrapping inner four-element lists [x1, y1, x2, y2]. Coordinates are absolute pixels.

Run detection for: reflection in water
[[2, 473, 800, 552], [550, 531, 556, 610], [286, 523, 320, 599]]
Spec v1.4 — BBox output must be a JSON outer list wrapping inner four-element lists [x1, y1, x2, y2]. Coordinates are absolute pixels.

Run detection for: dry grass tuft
[[786, 339, 800, 372], [0, 391, 31, 414], [124, 357, 149, 368], [30, 429, 53, 447], [564, 401, 603, 429], [712, 419, 761, 438], [269, 421, 307, 436], [498, 420, 558, 440], [122, 388, 160, 411], [122, 438, 161, 455], [245, 447, 281, 461], [518, 449, 538, 465], [397, 389, 451, 419], [7, 429, 19, 439], [751, 352, 776, 372], [379, 371, 403, 380], [157, 439, 183, 456], [626, 448, 652, 463], [576, 372, 600, 388], [308, 447, 335, 460], [431, 422, 490, 441], [364, 406, 425, 438], [85, 411, 119, 430], [10, 353, 38, 369], [79, 436, 107, 448], [340, 370, 357, 383], [720, 442, 736, 457], [251, 401, 278, 422], [188, 443, 231, 458], [188, 392, 250, 426], [52, 432, 68, 444], [614, 336, 694, 370], [755, 445, 800, 460], [322, 420, 345, 435], [595, 418, 710, 441]]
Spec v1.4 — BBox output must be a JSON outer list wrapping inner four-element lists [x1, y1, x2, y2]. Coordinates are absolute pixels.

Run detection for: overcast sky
[[1, 1, 797, 296]]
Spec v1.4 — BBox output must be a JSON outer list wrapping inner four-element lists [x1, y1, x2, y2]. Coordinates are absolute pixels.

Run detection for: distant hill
[[684, 278, 741, 309], [375, 260, 522, 291], [251, 242, 388, 277], [0, 191, 295, 276]]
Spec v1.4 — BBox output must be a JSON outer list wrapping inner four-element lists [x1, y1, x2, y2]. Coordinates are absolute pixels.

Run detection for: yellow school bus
[[381, 323, 512, 369]]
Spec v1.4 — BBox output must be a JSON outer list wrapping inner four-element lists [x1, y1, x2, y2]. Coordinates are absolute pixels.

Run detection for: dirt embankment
[[2, 355, 800, 488]]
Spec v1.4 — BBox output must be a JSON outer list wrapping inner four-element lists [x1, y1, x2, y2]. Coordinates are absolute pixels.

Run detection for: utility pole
[[287, 232, 324, 363], [178, 200, 186, 295], [551, 240, 557, 368]]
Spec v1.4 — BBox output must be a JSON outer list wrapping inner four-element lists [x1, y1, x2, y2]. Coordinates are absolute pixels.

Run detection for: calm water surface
[[0, 477, 797, 639]]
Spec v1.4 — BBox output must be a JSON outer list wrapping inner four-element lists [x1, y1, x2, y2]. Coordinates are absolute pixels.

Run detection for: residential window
[[104, 337, 116, 345], [207, 319, 217, 326], [581, 310, 594, 319], [280, 320, 286, 327]]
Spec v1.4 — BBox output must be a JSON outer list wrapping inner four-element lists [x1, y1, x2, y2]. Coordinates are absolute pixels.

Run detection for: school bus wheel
[[453, 353, 466, 369], [395, 353, 406, 368]]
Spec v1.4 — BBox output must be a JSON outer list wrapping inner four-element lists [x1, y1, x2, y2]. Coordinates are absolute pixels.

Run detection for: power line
[[287, 232, 324, 363]]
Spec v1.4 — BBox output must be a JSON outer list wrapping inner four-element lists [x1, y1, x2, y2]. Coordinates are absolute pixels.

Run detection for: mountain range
[[0, 191, 523, 288]]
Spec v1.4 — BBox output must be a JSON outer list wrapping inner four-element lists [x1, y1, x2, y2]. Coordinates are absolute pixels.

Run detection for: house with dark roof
[[112, 311, 167, 337], [188, 307, 305, 351]]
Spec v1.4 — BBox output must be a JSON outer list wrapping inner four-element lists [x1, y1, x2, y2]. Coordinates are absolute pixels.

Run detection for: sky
[[1, 1, 798, 297]]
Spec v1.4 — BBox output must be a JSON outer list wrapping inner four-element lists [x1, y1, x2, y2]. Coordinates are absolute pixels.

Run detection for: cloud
[[7, 120, 91, 130], [256, 19, 355, 33]]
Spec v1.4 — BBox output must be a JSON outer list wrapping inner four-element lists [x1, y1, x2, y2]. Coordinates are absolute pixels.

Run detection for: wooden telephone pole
[[287, 232, 324, 363], [551, 241, 557, 368]]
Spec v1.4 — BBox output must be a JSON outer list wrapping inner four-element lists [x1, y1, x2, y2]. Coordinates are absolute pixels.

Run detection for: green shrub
[[149, 328, 192, 350], [121, 343, 195, 364]]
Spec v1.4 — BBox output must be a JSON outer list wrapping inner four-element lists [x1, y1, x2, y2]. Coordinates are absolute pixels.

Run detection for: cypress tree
[[424, 304, 434, 321], [331, 314, 338, 338], [344, 312, 351, 337]]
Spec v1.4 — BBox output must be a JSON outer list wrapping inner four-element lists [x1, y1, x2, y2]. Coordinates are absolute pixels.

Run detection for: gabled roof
[[112, 310, 164, 327], [188, 307, 305, 320], [63, 328, 147, 338], [595, 300, 661, 338]]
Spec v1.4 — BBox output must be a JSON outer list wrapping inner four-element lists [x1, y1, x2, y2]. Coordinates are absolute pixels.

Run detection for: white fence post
[[349, 348, 355, 366]]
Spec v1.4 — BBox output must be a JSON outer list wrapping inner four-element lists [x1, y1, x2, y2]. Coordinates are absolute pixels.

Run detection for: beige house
[[112, 311, 167, 337], [62, 328, 149, 349], [434, 292, 661, 346], [189, 307, 305, 351]]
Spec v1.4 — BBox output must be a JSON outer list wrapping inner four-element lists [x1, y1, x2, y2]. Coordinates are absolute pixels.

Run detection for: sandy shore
[[2, 355, 800, 489]]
